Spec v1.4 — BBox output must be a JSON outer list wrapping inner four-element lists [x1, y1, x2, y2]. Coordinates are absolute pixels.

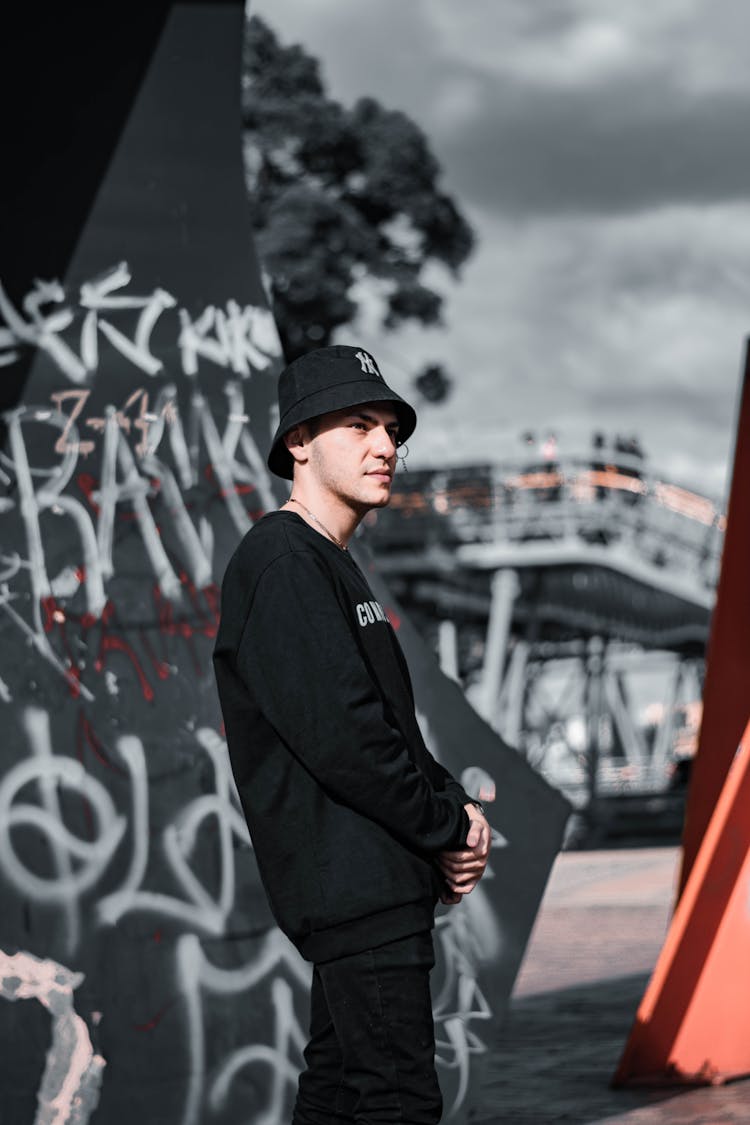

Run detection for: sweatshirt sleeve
[[235, 549, 469, 853], [435, 764, 472, 808]]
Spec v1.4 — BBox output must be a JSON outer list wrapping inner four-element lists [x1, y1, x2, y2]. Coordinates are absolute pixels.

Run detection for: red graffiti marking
[[203, 463, 255, 496], [154, 586, 188, 638], [133, 997, 177, 1033], [202, 583, 220, 623], [76, 470, 141, 521], [94, 608, 155, 703], [95, 636, 154, 702], [77, 472, 100, 513], [76, 710, 128, 778], [139, 629, 171, 681], [177, 571, 220, 639], [40, 596, 83, 697], [74, 710, 128, 841], [153, 585, 203, 676], [203, 464, 266, 520], [40, 595, 58, 634]]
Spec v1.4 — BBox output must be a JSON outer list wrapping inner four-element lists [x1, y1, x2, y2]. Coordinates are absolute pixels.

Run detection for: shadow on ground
[[470, 973, 749, 1124]]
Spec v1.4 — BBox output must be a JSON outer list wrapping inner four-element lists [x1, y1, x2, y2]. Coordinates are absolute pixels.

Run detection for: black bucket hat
[[267, 345, 417, 480]]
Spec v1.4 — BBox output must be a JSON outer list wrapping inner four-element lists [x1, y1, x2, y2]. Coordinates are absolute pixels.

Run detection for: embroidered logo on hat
[[355, 350, 382, 378]]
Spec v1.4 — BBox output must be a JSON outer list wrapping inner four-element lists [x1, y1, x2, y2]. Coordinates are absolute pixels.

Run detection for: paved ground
[[471, 846, 750, 1124]]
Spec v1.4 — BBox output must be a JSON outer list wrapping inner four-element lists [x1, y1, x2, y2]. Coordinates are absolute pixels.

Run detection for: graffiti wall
[[0, 4, 570, 1122]]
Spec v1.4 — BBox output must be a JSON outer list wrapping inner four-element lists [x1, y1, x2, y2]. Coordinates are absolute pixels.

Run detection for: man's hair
[[305, 415, 322, 439]]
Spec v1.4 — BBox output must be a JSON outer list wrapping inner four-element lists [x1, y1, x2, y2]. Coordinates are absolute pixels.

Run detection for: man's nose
[[373, 428, 397, 457]]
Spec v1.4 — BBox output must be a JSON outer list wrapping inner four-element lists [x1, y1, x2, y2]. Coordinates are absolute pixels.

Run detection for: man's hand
[[437, 803, 492, 904]]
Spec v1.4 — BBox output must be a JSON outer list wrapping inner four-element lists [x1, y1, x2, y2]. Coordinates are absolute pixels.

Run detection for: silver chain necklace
[[284, 497, 348, 551]]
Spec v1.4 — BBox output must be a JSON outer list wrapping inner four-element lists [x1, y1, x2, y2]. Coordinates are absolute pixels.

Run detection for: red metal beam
[[678, 339, 750, 894]]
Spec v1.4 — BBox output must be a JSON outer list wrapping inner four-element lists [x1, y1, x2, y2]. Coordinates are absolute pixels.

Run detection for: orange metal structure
[[614, 718, 750, 1085], [614, 344, 750, 1086], [678, 342, 750, 893]]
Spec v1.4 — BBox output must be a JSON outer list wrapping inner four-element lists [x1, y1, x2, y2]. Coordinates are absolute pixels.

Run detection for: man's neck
[[283, 487, 363, 550]]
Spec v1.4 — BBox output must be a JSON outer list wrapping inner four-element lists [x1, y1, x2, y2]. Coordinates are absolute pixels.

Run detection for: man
[[213, 344, 491, 1124]]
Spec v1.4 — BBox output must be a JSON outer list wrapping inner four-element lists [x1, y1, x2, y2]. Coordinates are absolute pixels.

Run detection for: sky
[[248, 0, 750, 498]]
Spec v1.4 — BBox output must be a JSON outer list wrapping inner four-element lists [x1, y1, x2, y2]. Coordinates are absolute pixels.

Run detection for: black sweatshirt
[[213, 510, 471, 962]]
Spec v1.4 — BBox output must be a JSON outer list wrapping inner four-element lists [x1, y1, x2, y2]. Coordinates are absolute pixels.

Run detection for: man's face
[[302, 402, 400, 512]]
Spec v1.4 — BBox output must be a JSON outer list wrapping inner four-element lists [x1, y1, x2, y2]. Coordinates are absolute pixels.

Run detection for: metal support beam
[[604, 669, 648, 772], [585, 636, 606, 805], [472, 568, 519, 727], [437, 618, 460, 683], [497, 639, 529, 747]]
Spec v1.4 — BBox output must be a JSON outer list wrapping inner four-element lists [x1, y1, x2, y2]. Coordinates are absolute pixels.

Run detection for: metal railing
[[370, 455, 725, 599]]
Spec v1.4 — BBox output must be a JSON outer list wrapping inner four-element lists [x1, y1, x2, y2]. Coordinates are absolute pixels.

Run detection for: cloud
[[423, 0, 750, 216], [437, 79, 750, 216], [250, 0, 441, 121], [249, 0, 750, 497], [354, 202, 750, 497], [254, 0, 750, 217], [427, 0, 750, 97]]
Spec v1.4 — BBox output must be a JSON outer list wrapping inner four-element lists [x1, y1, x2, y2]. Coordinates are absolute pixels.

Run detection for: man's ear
[[284, 424, 309, 467]]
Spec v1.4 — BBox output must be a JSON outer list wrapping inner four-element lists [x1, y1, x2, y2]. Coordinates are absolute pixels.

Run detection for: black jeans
[[292, 930, 442, 1125]]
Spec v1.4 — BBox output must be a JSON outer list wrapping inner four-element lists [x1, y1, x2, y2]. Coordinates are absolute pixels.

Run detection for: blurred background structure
[[363, 435, 722, 844]]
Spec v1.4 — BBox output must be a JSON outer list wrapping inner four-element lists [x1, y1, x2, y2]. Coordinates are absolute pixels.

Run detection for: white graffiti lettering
[[0, 949, 105, 1124], [0, 708, 126, 952], [0, 265, 281, 383], [97, 728, 251, 934], [96, 410, 182, 599], [177, 931, 309, 1125], [0, 700, 502, 1120], [178, 301, 278, 378], [79, 261, 175, 377], [0, 387, 276, 695], [50, 390, 96, 457], [0, 278, 87, 382], [432, 900, 498, 1117]]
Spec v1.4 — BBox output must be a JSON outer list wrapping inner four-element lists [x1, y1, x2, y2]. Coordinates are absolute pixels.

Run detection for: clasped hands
[[437, 802, 492, 906]]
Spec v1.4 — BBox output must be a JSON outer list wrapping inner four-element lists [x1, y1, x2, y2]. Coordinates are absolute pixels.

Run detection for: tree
[[414, 362, 452, 404], [242, 15, 474, 369]]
